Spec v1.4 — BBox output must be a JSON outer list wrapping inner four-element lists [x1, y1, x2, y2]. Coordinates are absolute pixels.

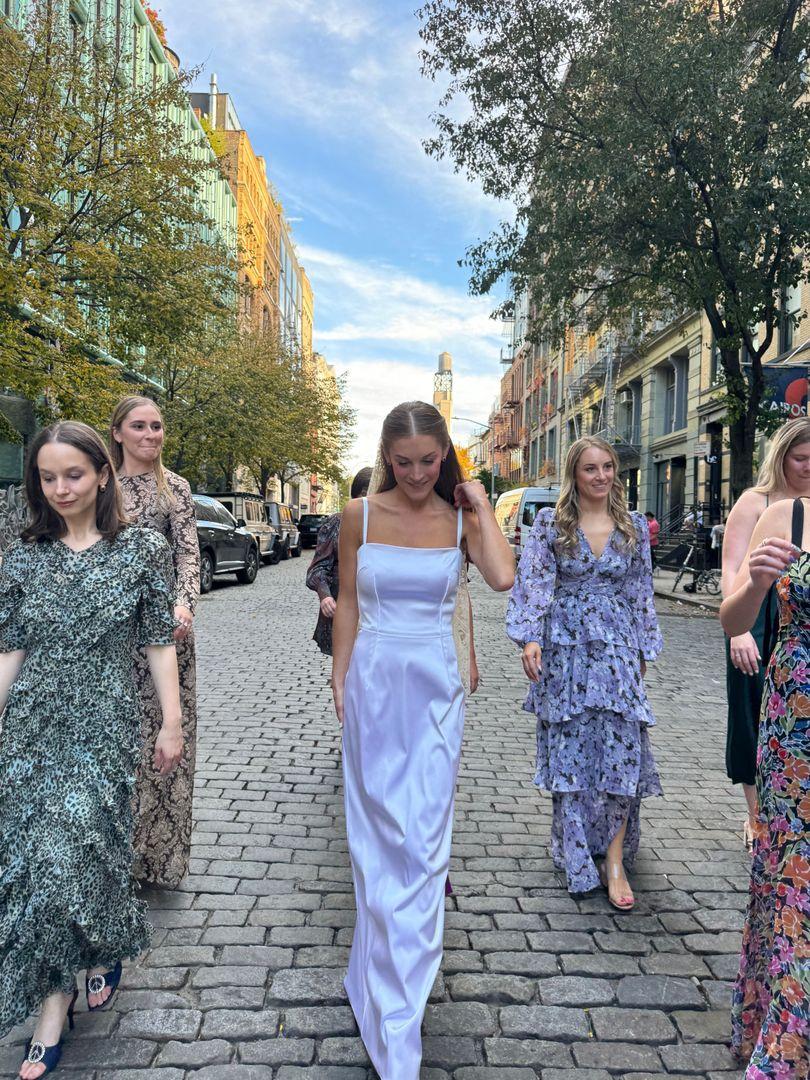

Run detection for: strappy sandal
[[20, 987, 77, 1078], [598, 860, 635, 911], [85, 960, 122, 1012]]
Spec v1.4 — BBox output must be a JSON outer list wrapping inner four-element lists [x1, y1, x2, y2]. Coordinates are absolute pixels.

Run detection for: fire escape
[[564, 326, 639, 465]]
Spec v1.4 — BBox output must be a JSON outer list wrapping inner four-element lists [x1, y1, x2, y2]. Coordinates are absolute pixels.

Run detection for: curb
[[653, 584, 719, 614]]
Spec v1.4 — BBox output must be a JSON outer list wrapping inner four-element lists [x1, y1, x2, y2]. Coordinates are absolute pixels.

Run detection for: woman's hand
[[454, 480, 489, 511], [522, 642, 542, 683], [154, 722, 183, 775], [173, 605, 193, 642], [470, 653, 480, 694], [748, 536, 797, 592], [320, 596, 337, 619], [332, 678, 345, 726], [730, 632, 761, 676]]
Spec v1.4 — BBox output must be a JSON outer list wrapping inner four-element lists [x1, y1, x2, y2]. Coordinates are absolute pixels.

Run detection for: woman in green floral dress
[[0, 422, 182, 1079]]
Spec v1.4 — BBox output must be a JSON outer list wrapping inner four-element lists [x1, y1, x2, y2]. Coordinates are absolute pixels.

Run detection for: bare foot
[[18, 990, 73, 1079], [599, 859, 635, 910]]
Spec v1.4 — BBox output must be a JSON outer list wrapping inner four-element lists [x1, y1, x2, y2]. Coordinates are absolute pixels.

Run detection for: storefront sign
[[763, 365, 809, 417]]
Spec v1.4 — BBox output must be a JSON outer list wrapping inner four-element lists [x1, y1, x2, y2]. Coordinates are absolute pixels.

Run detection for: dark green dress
[[725, 587, 777, 785], [0, 527, 176, 1038]]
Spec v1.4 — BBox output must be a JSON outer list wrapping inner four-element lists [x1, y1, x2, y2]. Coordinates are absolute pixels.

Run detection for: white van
[[495, 485, 561, 560]]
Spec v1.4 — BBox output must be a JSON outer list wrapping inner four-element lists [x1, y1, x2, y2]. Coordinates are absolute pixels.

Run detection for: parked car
[[193, 495, 260, 592], [265, 501, 302, 559], [299, 512, 331, 549], [494, 485, 561, 561], [206, 491, 278, 564]]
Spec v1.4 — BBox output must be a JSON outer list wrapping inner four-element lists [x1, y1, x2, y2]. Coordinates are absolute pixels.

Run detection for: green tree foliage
[[419, 0, 810, 496], [157, 328, 355, 496], [0, 1, 236, 423]]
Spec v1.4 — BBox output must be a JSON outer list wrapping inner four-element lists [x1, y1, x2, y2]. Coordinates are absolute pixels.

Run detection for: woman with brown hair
[[109, 395, 200, 888], [331, 401, 513, 1080], [0, 422, 181, 1078], [507, 436, 663, 907]]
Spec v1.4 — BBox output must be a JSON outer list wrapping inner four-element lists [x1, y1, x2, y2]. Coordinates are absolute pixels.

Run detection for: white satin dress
[[343, 497, 466, 1080]]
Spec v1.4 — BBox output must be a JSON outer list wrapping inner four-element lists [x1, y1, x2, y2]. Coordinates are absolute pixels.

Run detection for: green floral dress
[[0, 527, 176, 1038]]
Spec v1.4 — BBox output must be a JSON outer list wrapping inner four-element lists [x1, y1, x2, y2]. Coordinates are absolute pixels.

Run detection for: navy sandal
[[85, 960, 122, 1012], [20, 987, 77, 1077]]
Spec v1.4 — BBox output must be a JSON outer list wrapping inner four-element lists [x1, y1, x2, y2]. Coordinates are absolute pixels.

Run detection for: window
[[547, 426, 557, 466], [663, 366, 676, 433], [616, 387, 635, 443], [780, 281, 803, 354]]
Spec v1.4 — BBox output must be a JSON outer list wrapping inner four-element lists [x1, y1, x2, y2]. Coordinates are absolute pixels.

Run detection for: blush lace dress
[[506, 509, 663, 894]]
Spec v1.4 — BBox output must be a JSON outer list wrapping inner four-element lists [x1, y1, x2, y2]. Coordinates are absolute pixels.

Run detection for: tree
[[474, 468, 510, 499], [454, 443, 475, 477], [419, 0, 810, 497], [0, 2, 237, 424]]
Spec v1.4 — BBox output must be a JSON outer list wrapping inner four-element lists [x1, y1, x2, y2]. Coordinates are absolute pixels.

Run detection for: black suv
[[299, 513, 330, 548], [264, 501, 301, 560], [193, 495, 259, 593]]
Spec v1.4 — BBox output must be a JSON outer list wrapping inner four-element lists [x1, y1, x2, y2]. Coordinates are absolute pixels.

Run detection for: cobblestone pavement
[[1, 553, 749, 1079]]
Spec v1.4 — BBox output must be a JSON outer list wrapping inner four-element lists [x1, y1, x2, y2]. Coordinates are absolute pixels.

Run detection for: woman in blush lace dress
[[507, 436, 663, 908]]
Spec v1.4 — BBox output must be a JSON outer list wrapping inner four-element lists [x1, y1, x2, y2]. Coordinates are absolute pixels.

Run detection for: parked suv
[[495, 486, 560, 561], [299, 512, 330, 549], [207, 491, 277, 564], [193, 495, 260, 593], [265, 501, 301, 560]]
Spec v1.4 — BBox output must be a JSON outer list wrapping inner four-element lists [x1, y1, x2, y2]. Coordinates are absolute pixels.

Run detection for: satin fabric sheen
[[342, 502, 465, 1080]]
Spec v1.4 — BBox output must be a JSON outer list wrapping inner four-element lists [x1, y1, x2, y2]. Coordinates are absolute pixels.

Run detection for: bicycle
[[672, 541, 721, 595]]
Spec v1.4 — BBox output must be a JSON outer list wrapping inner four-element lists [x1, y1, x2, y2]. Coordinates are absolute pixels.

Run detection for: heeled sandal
[[743, 818, 755, 856], [20, 987, 78, 1078], [598, 860, 635, 911], [85, 959, 122, 1012]]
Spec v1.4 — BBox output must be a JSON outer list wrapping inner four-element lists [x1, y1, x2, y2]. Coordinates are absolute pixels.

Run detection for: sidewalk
[[653, 566, 721, 612]]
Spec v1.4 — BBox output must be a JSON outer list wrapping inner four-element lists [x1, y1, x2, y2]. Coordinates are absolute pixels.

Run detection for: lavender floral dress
[[506, 509, 663, 894]]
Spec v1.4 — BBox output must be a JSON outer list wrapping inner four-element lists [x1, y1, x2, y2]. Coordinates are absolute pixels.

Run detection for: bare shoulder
[[340, 498, 364, 541], [755, 498, 794, 539], [726, 488, 768, 528]]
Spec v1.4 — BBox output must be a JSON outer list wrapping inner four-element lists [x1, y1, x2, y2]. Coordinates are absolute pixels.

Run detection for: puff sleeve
[[624, 513, 663, 661], [136, 530, 177, 648], [0, 540, 29, 652], [506, 509, 558, 648]]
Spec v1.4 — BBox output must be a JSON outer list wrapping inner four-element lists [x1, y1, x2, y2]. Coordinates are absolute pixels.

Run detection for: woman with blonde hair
[[109, 395, 200, 888], [507, 436, 662, 906], [722, 416, 810, 850]]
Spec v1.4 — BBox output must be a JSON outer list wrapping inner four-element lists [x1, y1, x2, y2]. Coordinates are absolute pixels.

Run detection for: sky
[[157, 0, 510, 472]]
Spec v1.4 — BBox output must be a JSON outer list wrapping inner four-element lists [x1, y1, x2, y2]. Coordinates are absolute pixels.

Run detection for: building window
[[780, 281, 803, 354], [616, 387, 634, 443], [547, 426, 557, 468]]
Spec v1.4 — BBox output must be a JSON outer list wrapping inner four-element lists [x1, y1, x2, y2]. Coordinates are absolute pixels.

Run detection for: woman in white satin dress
[[331, 401, 514, 1080]]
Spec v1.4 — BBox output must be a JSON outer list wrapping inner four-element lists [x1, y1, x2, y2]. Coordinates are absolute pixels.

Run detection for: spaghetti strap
[[792, 498, 805, 550], [456, 507, 463, 547], [362, 497, 369, 545]]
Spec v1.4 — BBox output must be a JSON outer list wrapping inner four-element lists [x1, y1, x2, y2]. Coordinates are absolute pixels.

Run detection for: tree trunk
[[722, 348, 763, 502]]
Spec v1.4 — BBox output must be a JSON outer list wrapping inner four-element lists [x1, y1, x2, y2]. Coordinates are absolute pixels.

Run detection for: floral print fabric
[[0, 528, 176, 1038], [731, 553, 810, 1078], [506, 509, 663, 893], [119, 470, 199, 888]]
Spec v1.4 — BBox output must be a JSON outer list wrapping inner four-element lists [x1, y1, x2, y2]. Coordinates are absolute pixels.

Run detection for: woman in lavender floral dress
[[507, 436, 663, 906]]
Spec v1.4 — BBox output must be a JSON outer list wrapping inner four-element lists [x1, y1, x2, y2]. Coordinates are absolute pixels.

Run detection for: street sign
[[695, 439, 709, 457]]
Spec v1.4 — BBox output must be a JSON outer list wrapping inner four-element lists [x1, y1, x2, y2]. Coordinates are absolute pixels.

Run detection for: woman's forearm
[[0, 649, 25, 713], [471, 503, 515, 591], [145, 644, 182, 728], [331, 597, 359, 688], [720, 577, 769, 638]]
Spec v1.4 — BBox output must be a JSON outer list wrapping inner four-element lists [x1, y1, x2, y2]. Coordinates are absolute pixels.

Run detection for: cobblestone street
[[1, 551, 748, 1079]]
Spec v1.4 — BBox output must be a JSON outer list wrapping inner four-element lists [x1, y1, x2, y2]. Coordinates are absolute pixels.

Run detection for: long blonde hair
[[554, 436, 637, 554], [109, 395, 175, 507], [753, 416, 810, 494]]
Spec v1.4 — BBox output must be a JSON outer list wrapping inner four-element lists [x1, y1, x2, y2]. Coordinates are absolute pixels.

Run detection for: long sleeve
[[506, 509, 557, 647], [306, 514, 340, 601], [167, 475, 200, 614], [625, 513, 663, 661], [0, 540, 28, 652]]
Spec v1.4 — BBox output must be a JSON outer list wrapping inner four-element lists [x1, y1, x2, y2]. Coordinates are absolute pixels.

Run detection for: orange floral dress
[[731, 549, 810, 1078]]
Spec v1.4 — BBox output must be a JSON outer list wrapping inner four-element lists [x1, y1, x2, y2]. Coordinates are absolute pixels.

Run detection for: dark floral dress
[[506, 509, 663, 894], [0, 528, 176, 1038], [731, 549, 810, 1077], [119, 470, 199, 888], [306, 513, 341, 656]]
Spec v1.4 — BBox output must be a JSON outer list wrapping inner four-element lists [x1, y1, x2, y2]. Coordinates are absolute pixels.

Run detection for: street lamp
[[452, 416, 497, 505]]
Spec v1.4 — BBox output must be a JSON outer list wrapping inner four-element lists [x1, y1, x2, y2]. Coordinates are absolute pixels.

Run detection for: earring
[[99, 485, 106, 492]]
